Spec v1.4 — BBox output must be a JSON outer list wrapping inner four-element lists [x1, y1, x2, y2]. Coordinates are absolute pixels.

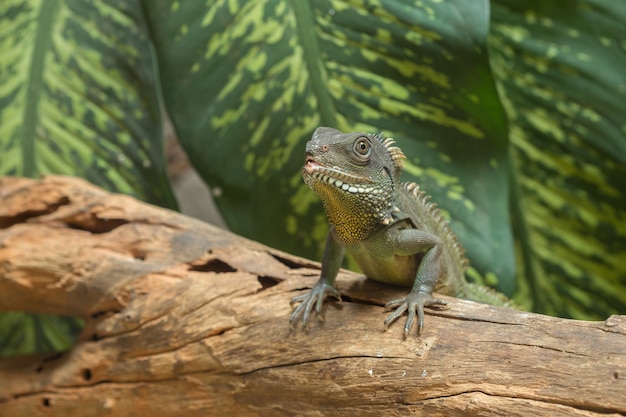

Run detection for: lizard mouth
[[303, 156, 376, 193]]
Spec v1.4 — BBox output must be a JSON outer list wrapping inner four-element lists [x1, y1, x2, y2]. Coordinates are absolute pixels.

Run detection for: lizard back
[[396, 181, 469, 296]]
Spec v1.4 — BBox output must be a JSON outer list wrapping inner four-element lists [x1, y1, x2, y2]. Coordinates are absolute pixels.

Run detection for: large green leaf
[[0, 0, 176, 356], [0, 0, 175, 206], [146, 0, 515, 292], [489, 0, 626, 318]]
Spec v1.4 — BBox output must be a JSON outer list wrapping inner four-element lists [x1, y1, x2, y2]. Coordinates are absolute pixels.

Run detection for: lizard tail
[[458, 282, 518, 309]]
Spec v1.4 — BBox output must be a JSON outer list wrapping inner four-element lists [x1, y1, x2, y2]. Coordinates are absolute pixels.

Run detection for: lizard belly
[[346, 244, 418, 287]]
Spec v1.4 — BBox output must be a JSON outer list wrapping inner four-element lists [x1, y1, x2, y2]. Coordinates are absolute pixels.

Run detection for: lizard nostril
[[322, 144, 329, 152]]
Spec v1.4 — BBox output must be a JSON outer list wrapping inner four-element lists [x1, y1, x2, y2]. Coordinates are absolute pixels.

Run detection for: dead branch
[[0, 176, 624, 417]]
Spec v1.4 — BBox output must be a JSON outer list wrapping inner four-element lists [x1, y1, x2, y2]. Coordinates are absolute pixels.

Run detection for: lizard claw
[[290, 280, 342, 330], [383, 291, 447, 337]]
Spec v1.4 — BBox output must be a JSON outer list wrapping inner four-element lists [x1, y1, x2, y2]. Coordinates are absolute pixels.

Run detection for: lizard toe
[[383, 291, 446, 337], [290, 281, 342, 329]]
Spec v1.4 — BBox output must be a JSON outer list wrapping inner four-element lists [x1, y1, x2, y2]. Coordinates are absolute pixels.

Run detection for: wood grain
[[0, 176, 624, 416]]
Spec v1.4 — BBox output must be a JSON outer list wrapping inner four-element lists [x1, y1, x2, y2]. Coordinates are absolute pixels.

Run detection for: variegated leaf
[[0, 0, 176, 206], [0, 0, 177, 356], [147, 0, 515, 292], [490, 0, 626, 318]]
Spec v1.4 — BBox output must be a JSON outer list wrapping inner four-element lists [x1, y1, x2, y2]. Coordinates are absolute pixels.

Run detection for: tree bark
[[0, 175, 624, 417]]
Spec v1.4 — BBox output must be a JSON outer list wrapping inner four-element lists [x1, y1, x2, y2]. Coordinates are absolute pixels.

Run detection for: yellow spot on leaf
[[247, 52, 267, 73], [576, 52, 592, 62], [485, 272, 499, 287], [581, 107, 601, 122], [495, 24, 529, 43], [546, 45, 558, 58], [526, 108, 565, 142], [244, 153, 255, 172], [380, 79, 409, 100], [290, 183, 319, 215], [376, 28, 392, 44], [463, 199, 475, 212], [286, 215, 297, 235], [524, 10, 537, 25], [360, 49, 378, 63]]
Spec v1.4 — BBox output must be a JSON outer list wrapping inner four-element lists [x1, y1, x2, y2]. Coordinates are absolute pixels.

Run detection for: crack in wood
[[237, 354, 413, 376], [431, 311, 527, 327], [269, 252, 320, 270], [416, 389, 626, 416], [257, 275, 281, 290], [476, 340, 591, 357], [64, 216, 129, 234], [0, 196, 71, 228], [188, 258, 236, 273]]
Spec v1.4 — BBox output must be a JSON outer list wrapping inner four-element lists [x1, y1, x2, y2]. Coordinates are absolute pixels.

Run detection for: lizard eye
[[353, 137, 371, 158]]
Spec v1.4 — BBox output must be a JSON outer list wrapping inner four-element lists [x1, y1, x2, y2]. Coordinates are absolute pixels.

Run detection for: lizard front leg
[[290, 228, 344, 329], [384, 229, 447, 337]]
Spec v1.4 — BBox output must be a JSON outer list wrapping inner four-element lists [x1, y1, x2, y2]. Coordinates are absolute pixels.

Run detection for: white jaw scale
[[308, 169, 387, 195], [304, 158, 381, 195]]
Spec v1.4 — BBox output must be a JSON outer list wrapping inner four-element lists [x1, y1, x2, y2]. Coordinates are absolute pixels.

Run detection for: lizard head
[[302, 127, 406, 244]]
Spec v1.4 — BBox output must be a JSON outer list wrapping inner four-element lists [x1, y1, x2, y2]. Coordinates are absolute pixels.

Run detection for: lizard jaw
[[303, 157, 379, 194], [303, 157, 323, 175]]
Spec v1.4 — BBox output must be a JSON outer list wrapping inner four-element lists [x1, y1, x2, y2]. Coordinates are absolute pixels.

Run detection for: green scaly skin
[[290, 127, 510, 337]]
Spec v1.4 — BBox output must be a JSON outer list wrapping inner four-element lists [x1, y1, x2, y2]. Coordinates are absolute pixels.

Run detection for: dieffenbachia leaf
[[490, 0, 626, 318], [0, 0, 177, 356], [0, 0, 176, 207], [147, 0, 516, 292]]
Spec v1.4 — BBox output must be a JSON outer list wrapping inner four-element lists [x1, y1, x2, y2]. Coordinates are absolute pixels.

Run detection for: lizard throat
[[303, 164, 394, 244]]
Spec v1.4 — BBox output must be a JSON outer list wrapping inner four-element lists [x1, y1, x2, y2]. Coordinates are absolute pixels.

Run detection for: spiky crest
[[373, 133, 405, 176], [403, 182, 469, 271]]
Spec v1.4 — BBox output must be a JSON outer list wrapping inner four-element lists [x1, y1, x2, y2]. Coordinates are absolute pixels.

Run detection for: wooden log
[[0, 175, 624, 417]]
